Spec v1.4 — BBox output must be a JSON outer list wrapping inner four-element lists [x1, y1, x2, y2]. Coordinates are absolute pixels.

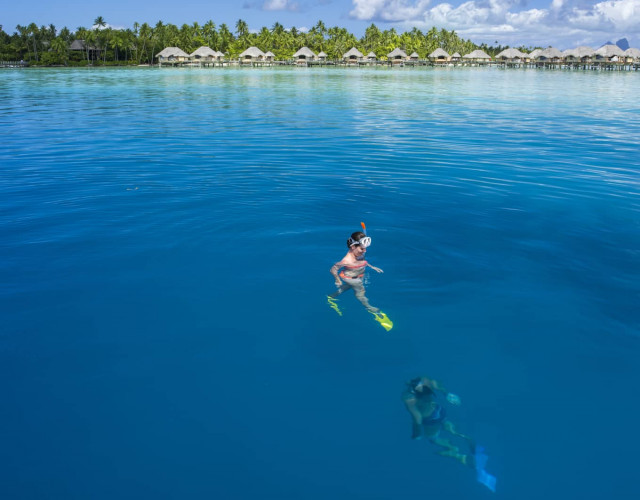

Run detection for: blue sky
[[2, 0, 638, 49]]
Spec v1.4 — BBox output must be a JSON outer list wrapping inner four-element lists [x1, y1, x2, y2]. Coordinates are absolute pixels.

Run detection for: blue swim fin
[[474, 446, 497, 493]]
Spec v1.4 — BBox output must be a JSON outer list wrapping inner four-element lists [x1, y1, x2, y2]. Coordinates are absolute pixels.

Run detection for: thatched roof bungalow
[[264, 51, 275, 62], [495, 48, 525, 61], [428, 48, 450, 63], [595, 44, 625, 61], [409, 52, 420, 61], [156, 47, 190, 63], [190, 46, 216, 62], [343, 47, 364, 62], [387, 48, 408, 64], [623, 47, 640, 62], [563, 46, 595, 62], [451, 52, 461, 62], [293, 47, 316, 62], [462, 49, 491, 63], [239, 47, 265, 62], [318, 51, 327, 61], [366, 52, 377, 62], [538, 47, 563, 62], [528, 49, 543, 59]]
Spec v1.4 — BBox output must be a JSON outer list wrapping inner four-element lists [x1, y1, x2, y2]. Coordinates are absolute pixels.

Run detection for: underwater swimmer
[[403, 376, 497, 492]]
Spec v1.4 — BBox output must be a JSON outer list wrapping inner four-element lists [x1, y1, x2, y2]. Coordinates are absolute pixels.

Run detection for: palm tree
[[51, 36, 68, 65]]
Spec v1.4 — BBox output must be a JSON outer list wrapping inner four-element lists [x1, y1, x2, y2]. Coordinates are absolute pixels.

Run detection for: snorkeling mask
[[349, 236, 371, 248], [349, 221, 371, 248]]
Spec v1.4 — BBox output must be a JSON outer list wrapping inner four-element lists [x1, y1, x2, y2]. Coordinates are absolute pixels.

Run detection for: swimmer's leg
[[329, 282, 352, 299], [352, 281, 379, 313], [443, 420, 473, 442], [431, 434, 472, 467]]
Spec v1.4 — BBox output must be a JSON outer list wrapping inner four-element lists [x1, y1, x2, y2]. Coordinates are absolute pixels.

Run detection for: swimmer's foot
[[327, 296, 343, 316], [436, 449, 468, 465], [369, 310, 393, 331]]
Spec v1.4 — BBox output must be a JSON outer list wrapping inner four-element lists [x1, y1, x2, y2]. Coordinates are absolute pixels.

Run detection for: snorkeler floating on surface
[[328, 222, 393, 331], [402, 376, 497, 492]]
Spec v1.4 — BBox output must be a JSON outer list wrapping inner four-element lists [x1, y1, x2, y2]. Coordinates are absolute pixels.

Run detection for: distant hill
[[602, 38, 630, 50]]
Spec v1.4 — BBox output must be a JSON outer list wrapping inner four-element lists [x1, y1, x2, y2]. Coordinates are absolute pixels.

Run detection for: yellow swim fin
[[327, 296, 343, 316], [371, 311, 393, 331]]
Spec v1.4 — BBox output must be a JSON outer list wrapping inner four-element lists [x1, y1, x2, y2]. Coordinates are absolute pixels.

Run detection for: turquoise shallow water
[[1, 67, 639, 499]]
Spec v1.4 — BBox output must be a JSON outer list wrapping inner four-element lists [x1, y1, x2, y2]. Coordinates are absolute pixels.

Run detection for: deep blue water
[[1, 67, 639, 499]]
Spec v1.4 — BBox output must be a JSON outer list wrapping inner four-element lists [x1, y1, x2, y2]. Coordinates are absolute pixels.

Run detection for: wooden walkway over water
[[157, 59, 640, 71]]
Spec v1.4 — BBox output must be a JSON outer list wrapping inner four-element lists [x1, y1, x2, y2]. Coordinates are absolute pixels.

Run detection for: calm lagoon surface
[[1, 67, 639, 499]]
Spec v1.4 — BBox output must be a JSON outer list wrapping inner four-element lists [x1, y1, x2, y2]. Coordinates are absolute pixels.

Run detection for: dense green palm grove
[[0, 17, 506, 66]]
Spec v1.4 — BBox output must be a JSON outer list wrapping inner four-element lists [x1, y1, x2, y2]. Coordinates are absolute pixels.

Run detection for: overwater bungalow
[[451, 52, 461, 63], [528, 49, 543, 61], [239, 47, 265, 64], [563, 46, 595, 64], [156, 47, 190, 66], [387, 48, 408, 65], [623, 48, 640, 63], [343, 47, 364, 64], [264, 51, 275, 63], [408, 52, 420, 63], [538, 47, 563, 65], [318, 51, 328, 63], [595, 44, 625, 62], [428, 48, 450, 64], [495, 48, 525, 62], [190, 46, 217, 65], [462, 49, 491, 64], [366, 52, 377, 63], [293, 47, 316, 65]]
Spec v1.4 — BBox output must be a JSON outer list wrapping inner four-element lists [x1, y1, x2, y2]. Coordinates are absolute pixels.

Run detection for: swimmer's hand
[[446, 393, 461, 406], [369, 266, 383, 273], [335, 280, 342, 287]]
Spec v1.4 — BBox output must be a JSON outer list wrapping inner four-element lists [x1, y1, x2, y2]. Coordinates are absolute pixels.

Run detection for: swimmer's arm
[[423, 377, 448, 394], [330, 261, 344, 285], [366, 263, 383, 273], [404, 396, 423, 425], [424, 377, 461, 406]]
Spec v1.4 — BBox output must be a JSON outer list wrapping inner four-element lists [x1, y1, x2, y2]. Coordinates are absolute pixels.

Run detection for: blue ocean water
[[1, 67, 638, 499]]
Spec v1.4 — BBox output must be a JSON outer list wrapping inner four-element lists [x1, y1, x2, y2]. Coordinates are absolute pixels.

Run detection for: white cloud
[[349, 0, 640, 47]]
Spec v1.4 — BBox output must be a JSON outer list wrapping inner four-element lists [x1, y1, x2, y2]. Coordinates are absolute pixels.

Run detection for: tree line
[[0, 17, 528, 66]]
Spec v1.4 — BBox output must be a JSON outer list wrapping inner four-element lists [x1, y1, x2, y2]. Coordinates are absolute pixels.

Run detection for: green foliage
[[0, 19, 483, 66]]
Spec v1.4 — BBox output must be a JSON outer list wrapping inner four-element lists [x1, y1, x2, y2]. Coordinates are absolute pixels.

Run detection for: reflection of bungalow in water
[[156, 47, 190, 65], [562, 46, 595, 64], [343, 47, 363, 64], [495, 47, 525, 63], [293, 47, 316, 65], [462, 49, 491, 64], [264, 51, 275, 62], [428, 48, 450, 64], [387, 48, 408, 64], [595, 44, 625, 62], [190, 46, 217, 64], [318, 51, 327, 62], [239, 47, 265, 63], [624, 48, 640, 63]]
